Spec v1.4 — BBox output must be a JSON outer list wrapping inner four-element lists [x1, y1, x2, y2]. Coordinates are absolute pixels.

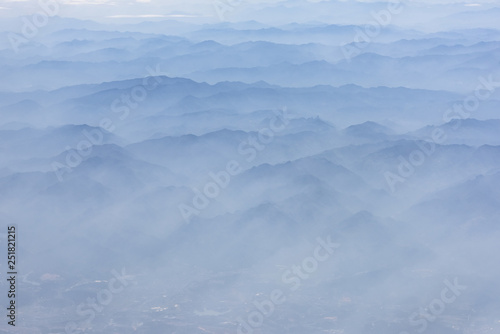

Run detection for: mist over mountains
[[0, 1, 499, 333]]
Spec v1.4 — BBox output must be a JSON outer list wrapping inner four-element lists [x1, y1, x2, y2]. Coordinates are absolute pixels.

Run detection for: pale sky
[[0, 0, 495, 22], [0, 0, 290, 20]]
